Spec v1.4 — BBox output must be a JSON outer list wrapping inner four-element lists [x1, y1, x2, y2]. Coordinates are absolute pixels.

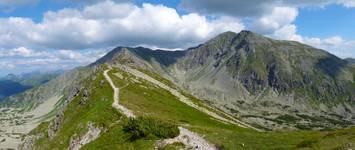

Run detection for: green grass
[[26, 66, 355, 150], [81, 120, 156, 150], [27, 67, 122, 149], [161, 142, 185, 150], [110, 68, 355, 150]]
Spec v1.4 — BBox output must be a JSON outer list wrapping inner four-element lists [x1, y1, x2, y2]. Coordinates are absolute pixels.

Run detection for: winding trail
[[156, 127, 217, 150], [103, 69, 135, 118], [104, 67, 217, 150]]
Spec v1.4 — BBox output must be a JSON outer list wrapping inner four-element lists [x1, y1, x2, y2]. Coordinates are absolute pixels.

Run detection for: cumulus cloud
[[251, 6, 298, 34], [272, 24, 303, 42], [304, 36, 355, 58], [1, 0, 355, 76], [0, 1, 244, 50], [0, 47, 109, 76], [0, 47, 44, 58], [0, 0, 245, 75], [270, 25, 355, 59]]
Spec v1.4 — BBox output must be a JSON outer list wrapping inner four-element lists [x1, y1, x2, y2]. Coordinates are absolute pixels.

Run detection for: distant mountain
[[0, 71, 62, 101], [0, 80, 31, 99], [346, 58, 355, 64]]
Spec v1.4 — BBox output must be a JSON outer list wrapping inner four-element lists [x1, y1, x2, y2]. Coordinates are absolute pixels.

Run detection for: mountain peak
[[208, 30, 269, 46], [239, 30, 254, 34], [215, 30, 257, 37], [237, 30, 267, 39], [209, 31, 237, 42]]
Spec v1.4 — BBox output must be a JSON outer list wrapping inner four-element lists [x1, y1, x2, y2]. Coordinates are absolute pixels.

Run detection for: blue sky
[[296, 4, 355, 39], [0, 0, 355, 76]]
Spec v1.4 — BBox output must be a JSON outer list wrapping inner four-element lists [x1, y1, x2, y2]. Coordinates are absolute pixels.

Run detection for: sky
[[0, 0, 355, 76]]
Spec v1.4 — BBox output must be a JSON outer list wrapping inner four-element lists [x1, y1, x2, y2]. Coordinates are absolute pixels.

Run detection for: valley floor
[[0, 95, 62, 149]]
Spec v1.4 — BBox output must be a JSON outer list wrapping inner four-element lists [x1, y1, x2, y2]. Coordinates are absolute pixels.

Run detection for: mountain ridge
[[93, 30, 355, 130], [4, 30, 354, 149]]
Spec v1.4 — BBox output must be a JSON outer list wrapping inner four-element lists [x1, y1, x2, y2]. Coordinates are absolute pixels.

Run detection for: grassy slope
[[27, 67, 123, 149], [27, 66, 355, 150], [110, 67, 355, 150]]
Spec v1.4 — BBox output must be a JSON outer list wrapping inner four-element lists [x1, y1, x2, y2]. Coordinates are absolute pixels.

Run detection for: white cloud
[[0, 1, 244, 50], [270, 26, 355, 59], [1, 0, 355, 76], [303, 36, 355, 58], [0, 47, 48, 58], [323, 36, 343, 45], [272, 24, 303, 42], [252, 6, 298, 34], [0, 47, 110, 76], [0, 1, 238, 75]]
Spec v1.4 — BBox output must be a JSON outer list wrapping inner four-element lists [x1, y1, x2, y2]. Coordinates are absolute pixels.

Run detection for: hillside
[[20, 64, 355, 150], [0, 68, 92, 148], [1, 30, 354, 149], [94, 31, 355, 130]]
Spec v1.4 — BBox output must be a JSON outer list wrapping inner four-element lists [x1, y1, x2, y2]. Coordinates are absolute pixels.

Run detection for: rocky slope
[[0, 67, 94, 149], [94, 30, 355, 130]]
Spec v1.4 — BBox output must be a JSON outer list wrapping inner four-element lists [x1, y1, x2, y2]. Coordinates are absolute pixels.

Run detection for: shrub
[[123, 116, 179, 141]]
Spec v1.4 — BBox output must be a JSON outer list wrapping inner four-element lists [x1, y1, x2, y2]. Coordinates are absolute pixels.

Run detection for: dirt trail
[[103, 69, 135, 118], [106, 67, 218, 149], [156, 127, 217, 150], [68, 122, 101, 150]]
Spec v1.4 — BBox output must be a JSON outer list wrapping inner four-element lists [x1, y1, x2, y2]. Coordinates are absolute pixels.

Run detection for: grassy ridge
[[26, 66, 355, 150], [26, 67, 122, 149]]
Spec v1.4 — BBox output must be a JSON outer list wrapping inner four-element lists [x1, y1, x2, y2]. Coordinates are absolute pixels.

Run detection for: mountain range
[[1, 30, 354, 149], [346, 58, 355, 64], [94, 30, 355, 129], [0, 71, 62, 101]]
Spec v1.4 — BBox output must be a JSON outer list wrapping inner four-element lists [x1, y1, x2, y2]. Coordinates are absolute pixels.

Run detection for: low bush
[[123, 116, 179, 141]]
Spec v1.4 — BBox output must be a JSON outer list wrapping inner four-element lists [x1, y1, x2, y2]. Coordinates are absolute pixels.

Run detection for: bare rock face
[[68, 122, 101, 150], [48, 86, 81, 139], [19, 135, 41, 150], [47, 111, 64, 140], [79, 89, 89, 106]]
